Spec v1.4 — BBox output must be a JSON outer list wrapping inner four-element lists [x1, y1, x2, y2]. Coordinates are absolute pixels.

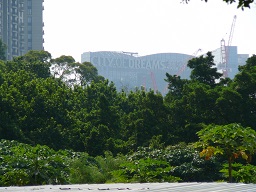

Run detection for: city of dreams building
[[0, 0, 44, 60], [81, 51, 193, 94], [81, 48, 248, 94]]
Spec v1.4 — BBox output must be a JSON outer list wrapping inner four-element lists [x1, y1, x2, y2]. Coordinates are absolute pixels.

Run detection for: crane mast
[[228, 15, 237, 49], [221, 39, 227, 77], [221, 15, 237, 78]]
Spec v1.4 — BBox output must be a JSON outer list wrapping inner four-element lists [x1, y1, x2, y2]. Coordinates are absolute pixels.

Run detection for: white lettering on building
[[91, 56, 186, 71]]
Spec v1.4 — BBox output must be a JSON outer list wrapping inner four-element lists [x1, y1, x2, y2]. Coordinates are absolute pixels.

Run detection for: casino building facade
[[81, 48, 249, 94], [81, 51, 193, 94]]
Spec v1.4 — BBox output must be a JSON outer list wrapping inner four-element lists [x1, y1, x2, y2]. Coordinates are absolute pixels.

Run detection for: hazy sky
[[43, 0, 256, 62]]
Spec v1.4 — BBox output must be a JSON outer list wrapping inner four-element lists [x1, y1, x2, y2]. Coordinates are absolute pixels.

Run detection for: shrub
[[220, 163, 256, 184], [69, 151, 125, 184], [111, 158, 181, 183], [0, 139, 70, 186]]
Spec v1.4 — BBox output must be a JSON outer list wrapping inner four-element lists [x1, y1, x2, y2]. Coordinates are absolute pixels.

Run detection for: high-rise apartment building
[[0, 0, 44, 60]]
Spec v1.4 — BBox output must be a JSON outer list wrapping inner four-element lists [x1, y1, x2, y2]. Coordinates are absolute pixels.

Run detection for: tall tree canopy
[[5, 50, 52, 78], [231, 55, 256, 128], [50, 56, 102, 88], [1, 49, 256, 160], [188, 52, 222, 86]]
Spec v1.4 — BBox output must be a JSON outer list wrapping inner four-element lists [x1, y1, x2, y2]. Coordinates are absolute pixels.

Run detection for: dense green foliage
[[196, 123, 256, 182], [69, 151, 125, 184], [127, 143, 223, 182], [111, 158, 181, 183], [0, 140, 223, 186], [220, 163, 256, 183], [0, 39, 6, 61], [0, 139, 70, 186], [0, 50, 256, 185]]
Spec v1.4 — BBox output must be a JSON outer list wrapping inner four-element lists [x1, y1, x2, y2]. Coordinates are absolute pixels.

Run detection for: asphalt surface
[[1, 182, 256, 192]]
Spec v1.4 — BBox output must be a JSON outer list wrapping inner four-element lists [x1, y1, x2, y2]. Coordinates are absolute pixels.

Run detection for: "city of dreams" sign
[[91, 56, 190, 71]]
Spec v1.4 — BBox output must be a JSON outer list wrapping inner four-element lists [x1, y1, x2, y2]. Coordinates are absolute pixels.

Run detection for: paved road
[[1, 182, 256, 191]]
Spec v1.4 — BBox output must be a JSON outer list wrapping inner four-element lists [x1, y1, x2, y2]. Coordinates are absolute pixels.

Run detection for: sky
[[43, 0, 256, 62]]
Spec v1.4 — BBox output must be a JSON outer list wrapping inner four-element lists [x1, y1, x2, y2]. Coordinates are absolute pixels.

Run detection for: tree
[[118, 90, 171, 151], [50, 57, 102, 87], [0, 140, 70, 186], [82, 80, 123, 156], [165, 73, 188, 101], [5, 50, 52, 78], [166, 82, 220, 143], [50, 55, 76, 79], [0, 67, 83, 150], [0, 39, 6, 60], [0, 60, 5, 85], [182, 0, 255, 9], [187, 52, 222, 87], [234, 55, 256, 99], [77, 62, 99, 87], [232, 55, 256, 128], [196, 123, 256, 183], [215, 86, 245, 124]]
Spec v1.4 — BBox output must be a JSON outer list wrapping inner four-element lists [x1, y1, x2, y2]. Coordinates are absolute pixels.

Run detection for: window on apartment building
[[28, 8, 32, 15], [20, 34, 24, 41], [20, 42, 24, 48], [27, 0, 32, 7], [12, 16, 18, 22], [28, 16, 32, 25], [12, 40, 17, 46], [19, 13, 24, 23], [28, 26, 32, 33], [12, 0, 17, 6], [28, 42, 32, 50], [28, 34, 32, 40], [13, 31, 17, 36], [12, 23, 18, 30], [12, 8, 17, 14], [12, 48, 17, 55]]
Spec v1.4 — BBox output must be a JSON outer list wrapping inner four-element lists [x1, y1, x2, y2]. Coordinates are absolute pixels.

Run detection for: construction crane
[[176, 48, 202, 76], [220, 38, 227, 77], [221, 15, 237, 78], [163, 48, 201, 94]]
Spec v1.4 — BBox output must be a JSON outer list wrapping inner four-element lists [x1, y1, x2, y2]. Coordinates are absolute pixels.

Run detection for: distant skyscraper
[[0, 0, 44, 60]]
